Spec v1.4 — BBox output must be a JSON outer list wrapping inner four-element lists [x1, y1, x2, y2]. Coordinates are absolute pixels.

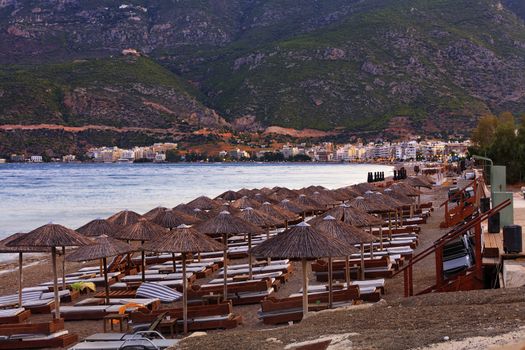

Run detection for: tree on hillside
[[471, 114, 498, 150]]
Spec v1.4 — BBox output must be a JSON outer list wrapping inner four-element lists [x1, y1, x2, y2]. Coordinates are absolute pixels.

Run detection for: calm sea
[[0, 162, 392, 241]]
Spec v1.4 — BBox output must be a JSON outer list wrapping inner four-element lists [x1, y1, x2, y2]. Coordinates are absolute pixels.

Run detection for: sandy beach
[[2, 179, 525, 349]]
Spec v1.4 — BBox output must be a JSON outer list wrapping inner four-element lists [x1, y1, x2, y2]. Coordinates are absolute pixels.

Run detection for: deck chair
[[131, 311, 168, 333]]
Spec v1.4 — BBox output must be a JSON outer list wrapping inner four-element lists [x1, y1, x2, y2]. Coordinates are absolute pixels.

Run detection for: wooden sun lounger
[[0, 309, 31, 325], [22, 300, 55, 314], [94, 290, 136, 299], [0, 330, 78, 349], [0, 318, 64, 337], [71, 338, 177, 349], [129, 301, 242, 332], [259, 287, 360, 325]]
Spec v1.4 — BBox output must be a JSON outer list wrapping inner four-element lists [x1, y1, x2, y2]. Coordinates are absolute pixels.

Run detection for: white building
[[30, 155, 43, 163]]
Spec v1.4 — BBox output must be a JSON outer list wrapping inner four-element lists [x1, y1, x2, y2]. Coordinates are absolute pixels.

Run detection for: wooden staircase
[[440, 178, 483, 228], [395, 199, 511, 297]]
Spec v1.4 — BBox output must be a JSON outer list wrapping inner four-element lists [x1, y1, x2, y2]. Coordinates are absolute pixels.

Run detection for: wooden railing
[[394, 199, 511, 297], [440, 178, 482, 228]]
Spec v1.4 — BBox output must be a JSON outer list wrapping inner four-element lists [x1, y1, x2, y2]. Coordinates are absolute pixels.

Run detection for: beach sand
[[4, 182, 525, 349]]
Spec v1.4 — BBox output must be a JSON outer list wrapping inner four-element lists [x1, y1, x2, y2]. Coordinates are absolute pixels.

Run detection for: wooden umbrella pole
[[103, 257, 110, 305], [410, 204, 414, 218], [381, 212, 392, 243], [223, 233, 228, 302], [248, 234, 253, 279], [266, 229, 271, 265], [99, 259, 103, 276], [51, 247, 60, 319], [370, 242, 374, 259], [328, 257, 333, 309], [399, 208, 403, 226], [301, 259, 308, 318], [182, 252, 188, 335], [345, 256, 351, 289], [285, 220, 288, 230], [141, 241, 146, 282], [380, 225, 384, 251], [172, 253, 177, 273], [18, 253, 23, 307], [360, 243, 365, 280], [62, 246, 66, 291]]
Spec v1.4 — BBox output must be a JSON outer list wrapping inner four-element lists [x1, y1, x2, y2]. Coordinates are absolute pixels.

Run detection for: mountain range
[[1, 0, 525, 155]]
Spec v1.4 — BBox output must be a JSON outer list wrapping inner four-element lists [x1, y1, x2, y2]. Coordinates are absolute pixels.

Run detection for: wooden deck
[[482, 230, 504, 265]]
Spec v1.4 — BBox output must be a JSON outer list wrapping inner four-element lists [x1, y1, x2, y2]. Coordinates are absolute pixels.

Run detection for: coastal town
[[3, 140, 470, 164]]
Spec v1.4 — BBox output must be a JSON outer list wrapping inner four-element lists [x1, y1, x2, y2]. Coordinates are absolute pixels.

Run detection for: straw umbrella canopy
[[235, 207, 282, 228], [114, 219, 167, 282], [277, 199, 307, 215], [186, 196, 222, 210], [67, 235, 137, 304], [390, 182, 422, 197], [237, 188, 255, 197], [347, 196, 390, 214], [295, 194, 325, 212], [310, 191, 338, 206], [260, 202, 298, 221], [405, 176, 432, 189], [342, 206, 383, 227], [313, 216, 376, 283], [6, 223, 93, 319], [107, 210, 142, 227], [142, 206, 169, 220], [252, 192, 276, 204], [383, 188, 414, 205], [0, 232, 48, 306], [215, 190, 243, 202], [231, 196, 261, 210], [143, 224, 225, 335], [194, 211, 264, 300], [270, 187, 298, 201], [352, 183, 377, 195], [173, 204, 213, 221], [209, 203, 241, 216], [330, 187, 360, 201], [76, 218, 119, 237], [251, 222, 354, 316], [150, 209, 200, 228]]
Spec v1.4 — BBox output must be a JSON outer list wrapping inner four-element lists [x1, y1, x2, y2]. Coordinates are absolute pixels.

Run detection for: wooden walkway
[[482, 231, 504, 265]]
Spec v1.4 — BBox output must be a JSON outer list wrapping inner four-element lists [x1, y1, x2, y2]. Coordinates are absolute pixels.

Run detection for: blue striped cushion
[[136, 282, 182, 303]]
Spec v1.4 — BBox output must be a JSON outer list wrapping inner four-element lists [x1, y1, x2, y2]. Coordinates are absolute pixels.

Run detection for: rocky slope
[[1, 0, 525, 153]]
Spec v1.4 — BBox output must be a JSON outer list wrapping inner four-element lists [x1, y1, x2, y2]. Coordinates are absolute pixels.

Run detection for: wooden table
[[160, 318, 178, 338], [103, 313, 129, 332]]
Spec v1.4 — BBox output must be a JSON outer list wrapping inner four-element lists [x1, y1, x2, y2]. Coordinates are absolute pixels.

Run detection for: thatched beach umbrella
[[251, 222, 353, 316], [6, 224, 92, 319], [384, 188, 415, 218], [310, 191, 338, 207], [364, 191, 404, 238], [390, 182, 422, 197], [215, 190, 243, 202], [347, 196, 390, 214], [313, 216, 375, 285], [67, 235, 137, 304], [270, 187, 298, 201], [194, 211, 264, 300], [173, 204, 213, 221], [252, 192, 275, 204], [142, 206, 169, 220], [295, 194, 324, 213], [352, 183, 377, 195], [260, 202, 298, 225], [77, 218, 119, 238], [404, 176, 432, 189], [114, 219, 167, 282], [235, 207, 282, 228], [107, 210, 142, 227], [186, 196, 222, 210], [150, 209, 200, 228], [231, 196, 261, 210], [209, 203, 241, 216], [0, 232, 48, 307], [237, 188, 255, 197], [278, 199, 306, 216], [144, 224, 224, 335], [330, 187, 360, 202]]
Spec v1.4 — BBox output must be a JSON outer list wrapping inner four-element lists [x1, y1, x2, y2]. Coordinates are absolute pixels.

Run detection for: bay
[[0, 162, 393, 241]]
